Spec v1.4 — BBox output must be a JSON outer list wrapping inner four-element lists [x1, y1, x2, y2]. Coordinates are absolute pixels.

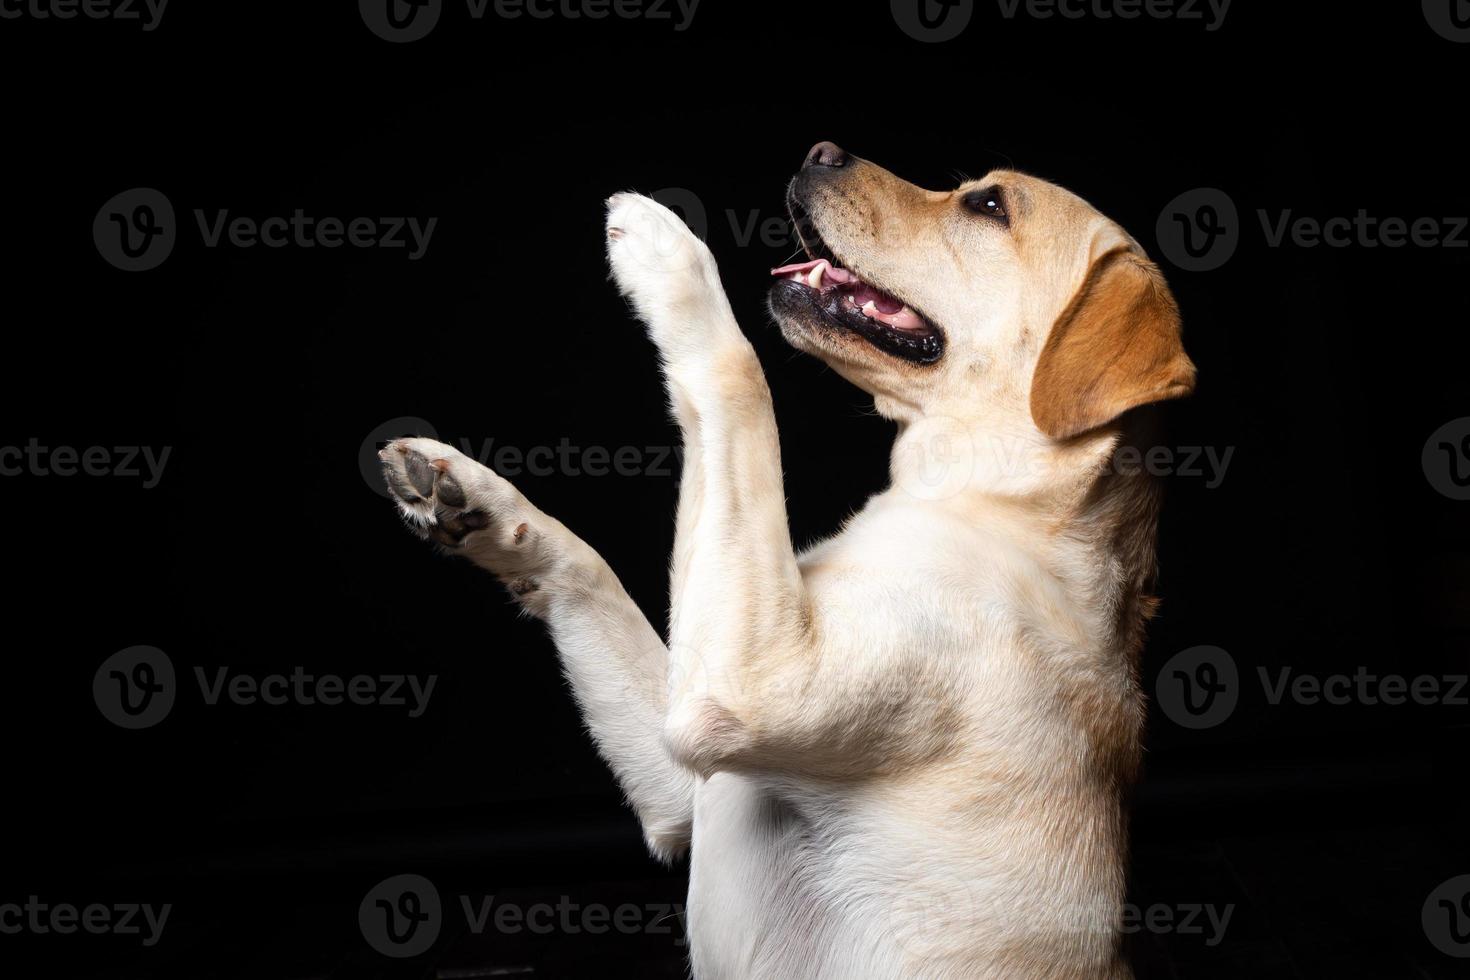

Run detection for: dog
[[379, 142, 1196, 979]]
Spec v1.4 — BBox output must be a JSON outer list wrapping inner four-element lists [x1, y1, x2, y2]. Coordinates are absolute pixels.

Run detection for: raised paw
[[380, 438, 549, 596], [605, 193, 743, 360]]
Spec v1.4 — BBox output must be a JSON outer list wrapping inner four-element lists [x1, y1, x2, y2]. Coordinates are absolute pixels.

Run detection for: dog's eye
[[962, 188, 1008, 223]]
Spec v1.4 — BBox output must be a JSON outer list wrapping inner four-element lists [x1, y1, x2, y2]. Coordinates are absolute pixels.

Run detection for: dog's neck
[[887, 411, 1164, 655], [886, 408, 1120, 511]]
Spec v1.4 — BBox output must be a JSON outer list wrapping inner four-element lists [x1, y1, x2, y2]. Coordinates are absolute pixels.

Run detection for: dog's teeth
[[808, 263, 825, 289], [861, 300, 879, 319]]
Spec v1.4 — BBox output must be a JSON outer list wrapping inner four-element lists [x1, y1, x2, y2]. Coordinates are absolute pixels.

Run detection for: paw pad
[[381, 442, 492, 547]]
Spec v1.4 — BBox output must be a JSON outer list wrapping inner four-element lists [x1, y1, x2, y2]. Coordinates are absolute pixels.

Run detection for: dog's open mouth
[[769, 204, 944, 364]]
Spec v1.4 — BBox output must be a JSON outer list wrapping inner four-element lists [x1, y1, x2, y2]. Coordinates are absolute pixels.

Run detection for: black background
[[2, 1, 1468, 977]]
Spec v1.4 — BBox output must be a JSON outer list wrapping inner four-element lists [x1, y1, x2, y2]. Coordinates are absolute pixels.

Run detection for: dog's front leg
[[381, 438, 694, 859], [606, 195, 813, 778]]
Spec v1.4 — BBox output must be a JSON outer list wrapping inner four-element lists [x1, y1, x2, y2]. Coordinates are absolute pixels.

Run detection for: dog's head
[[770, 143, 1196, 443]]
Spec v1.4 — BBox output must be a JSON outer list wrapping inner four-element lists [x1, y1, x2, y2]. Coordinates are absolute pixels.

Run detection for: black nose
[[803, 141, 849, 170]]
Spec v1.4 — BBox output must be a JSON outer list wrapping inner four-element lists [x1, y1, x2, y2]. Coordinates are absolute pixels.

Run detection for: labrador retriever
[[379, 142, 1196, 979]]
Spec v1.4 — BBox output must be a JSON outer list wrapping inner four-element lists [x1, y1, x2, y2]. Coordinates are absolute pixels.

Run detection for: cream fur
[[380, 155, 1193, 979]]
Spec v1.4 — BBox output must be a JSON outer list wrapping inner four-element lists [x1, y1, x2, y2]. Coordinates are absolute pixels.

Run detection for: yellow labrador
[[380, 142, 1195, 979]]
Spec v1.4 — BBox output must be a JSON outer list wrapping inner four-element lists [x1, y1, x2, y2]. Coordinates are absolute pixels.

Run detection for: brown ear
[[1030, 247, 1197, 441]]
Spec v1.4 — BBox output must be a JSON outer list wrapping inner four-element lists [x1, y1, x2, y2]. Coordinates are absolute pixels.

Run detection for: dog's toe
[[378, 438, 547, 587], [402, 448, 437, 497], [380, 439, 492, 546]]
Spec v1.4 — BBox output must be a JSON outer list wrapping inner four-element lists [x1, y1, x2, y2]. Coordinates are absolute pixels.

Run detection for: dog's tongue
[[771, 259, 927, 332], [858, 299, 928, 332], [771, 259, 824, 276], [848, 281, 905, 316]]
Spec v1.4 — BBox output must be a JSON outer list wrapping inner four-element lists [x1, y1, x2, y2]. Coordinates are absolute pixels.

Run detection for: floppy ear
[[1030, 246, 1197, 441]]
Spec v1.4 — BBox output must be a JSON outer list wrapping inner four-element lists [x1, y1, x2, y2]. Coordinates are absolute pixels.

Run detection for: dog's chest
[[687, 774, 909, 980]]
